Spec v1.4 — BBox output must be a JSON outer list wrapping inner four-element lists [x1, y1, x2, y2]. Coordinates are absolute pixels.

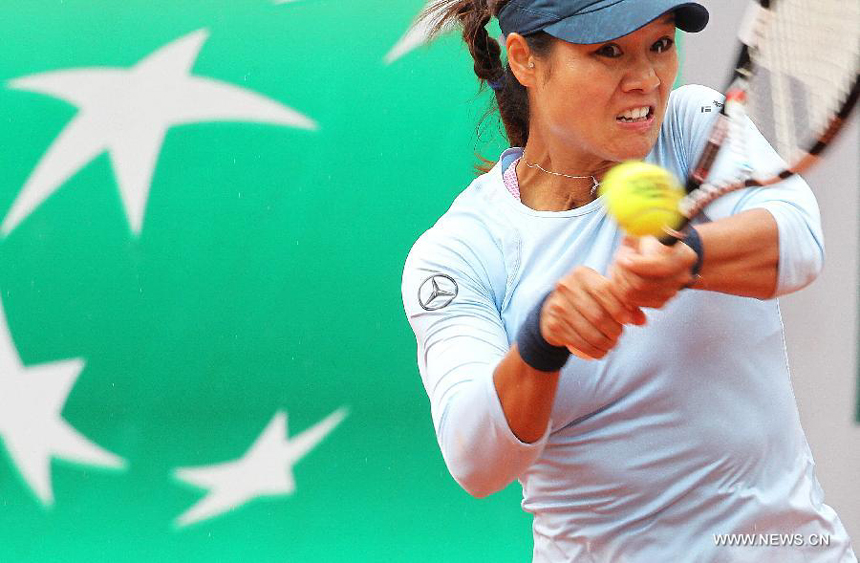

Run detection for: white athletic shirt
[[401, 85, 856, 562]]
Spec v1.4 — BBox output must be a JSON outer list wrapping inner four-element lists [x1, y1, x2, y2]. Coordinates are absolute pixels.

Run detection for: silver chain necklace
[[523, 159, 600, 194]]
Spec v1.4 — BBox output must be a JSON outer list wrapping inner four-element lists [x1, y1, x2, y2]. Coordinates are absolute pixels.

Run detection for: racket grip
[[660, 235, 681, 246], [658, 218, 691, 246]]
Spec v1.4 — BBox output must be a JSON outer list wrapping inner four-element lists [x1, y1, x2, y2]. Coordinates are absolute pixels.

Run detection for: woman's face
[[529, 16, 679, 164]]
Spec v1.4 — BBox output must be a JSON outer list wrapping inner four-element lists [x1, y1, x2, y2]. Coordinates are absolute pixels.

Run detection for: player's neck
[[516, 141, 613, 211]]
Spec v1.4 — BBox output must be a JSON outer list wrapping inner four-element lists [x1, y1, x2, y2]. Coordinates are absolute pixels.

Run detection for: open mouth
[[616, 106, 654, 123]]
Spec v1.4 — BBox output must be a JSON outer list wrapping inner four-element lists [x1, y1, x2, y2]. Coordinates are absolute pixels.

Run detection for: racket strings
[[745, 0, 860, 160]]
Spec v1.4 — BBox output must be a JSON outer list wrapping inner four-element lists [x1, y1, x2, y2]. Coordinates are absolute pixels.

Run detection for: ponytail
[[421, 0, 554, 172]]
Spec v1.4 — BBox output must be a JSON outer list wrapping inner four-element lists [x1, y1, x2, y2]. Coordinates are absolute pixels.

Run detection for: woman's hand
[[610, 236, 697, 309], [542, 266, 646, 360]]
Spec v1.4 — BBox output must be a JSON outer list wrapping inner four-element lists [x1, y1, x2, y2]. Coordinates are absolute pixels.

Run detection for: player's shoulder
[[406, 172, 505, 263], [667, 84, 725, 117], [670, 83, 724, 103], [403, 168, 510, 293], [656, 84, 726, 171]]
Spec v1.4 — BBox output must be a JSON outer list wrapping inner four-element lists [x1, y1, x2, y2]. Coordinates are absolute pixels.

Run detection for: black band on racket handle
[[659, 233, 681, 246], [659, 226, 686, 246]]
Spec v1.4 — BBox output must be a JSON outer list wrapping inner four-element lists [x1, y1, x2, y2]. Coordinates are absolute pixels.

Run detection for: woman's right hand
[[541, 266, 646, 360]]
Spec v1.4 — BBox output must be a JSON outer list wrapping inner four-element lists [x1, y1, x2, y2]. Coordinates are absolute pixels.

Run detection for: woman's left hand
[[610, 235, 698, 309]]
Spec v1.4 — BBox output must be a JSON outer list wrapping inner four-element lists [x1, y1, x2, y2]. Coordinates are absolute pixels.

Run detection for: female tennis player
[[401, 0, 856, 561]]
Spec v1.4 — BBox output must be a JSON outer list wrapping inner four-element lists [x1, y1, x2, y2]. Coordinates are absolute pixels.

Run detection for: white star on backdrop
[[0, 298, 126, 506], [2, 28, 318, 237], [385, 2, 453, 64], [173, 407, 348, 527]]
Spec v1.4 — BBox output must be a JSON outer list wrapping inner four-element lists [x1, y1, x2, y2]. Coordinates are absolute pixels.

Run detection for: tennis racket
[[661, 0, 860, 244]]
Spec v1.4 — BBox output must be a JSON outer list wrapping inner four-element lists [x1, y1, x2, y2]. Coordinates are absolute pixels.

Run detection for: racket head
[[664, 0, 860, 241], [743, 0, 860, 167]]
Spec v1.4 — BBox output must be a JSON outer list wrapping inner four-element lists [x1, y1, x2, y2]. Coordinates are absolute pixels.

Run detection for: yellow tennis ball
[[599, 161, 685, 237]]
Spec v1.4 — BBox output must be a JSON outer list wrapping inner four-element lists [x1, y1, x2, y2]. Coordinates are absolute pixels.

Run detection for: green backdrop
[[6, 3, 855, 563], [0, 1, 536, 561]]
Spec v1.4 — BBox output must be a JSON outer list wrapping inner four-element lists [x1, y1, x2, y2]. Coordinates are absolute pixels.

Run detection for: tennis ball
[[599, 161, 685, 237]]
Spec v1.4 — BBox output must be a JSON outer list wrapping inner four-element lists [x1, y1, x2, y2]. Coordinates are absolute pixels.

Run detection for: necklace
[[523, 158, 600, 194]]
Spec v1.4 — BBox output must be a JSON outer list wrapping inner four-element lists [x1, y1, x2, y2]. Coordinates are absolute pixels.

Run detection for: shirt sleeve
[[675, 85, 825, 296], [401, 226, 549, 498]]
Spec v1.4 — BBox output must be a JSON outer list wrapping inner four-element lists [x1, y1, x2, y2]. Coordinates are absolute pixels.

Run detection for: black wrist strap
[[516, 292, 570, 372], [682, 226, 704, 278]]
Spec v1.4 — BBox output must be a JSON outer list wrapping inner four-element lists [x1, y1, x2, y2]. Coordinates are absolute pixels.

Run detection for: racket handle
[[658, 218, 690, 246]]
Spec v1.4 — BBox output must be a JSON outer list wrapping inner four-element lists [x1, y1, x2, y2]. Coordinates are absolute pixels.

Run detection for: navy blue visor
[[498, 0, 709, 44]]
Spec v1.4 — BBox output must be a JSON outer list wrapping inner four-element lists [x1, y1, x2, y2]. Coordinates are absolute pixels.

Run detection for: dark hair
[[422, 0, 554, 172]]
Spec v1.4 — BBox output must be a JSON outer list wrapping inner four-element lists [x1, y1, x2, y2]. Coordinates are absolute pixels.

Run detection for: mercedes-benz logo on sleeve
[[418, 274, 459, 311]]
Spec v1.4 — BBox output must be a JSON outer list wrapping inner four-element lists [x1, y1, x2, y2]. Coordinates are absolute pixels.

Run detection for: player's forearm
[[493, 344, 560, 444], [690, 209, 779, 298], [433, 352, 554, 498]]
